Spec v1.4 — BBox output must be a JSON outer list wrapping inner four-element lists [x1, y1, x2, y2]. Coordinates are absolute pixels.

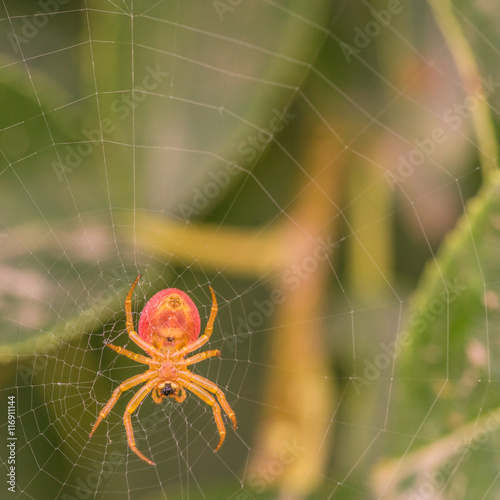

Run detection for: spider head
[[138, 288, 201, 352], [159, 382, 178, 398]]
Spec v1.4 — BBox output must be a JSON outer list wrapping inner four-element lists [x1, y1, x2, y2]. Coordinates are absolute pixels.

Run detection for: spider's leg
[[125, 275, 141, 335], [129, 329, 162, 358], [178, 378, 227, 452], [203, 285, 218, 342], [181, 371, 237, 429], [124, 275, 165, 358], [175, 286, 218, 357], [183, 349, 220, 366], [105, 342, 158, 367], [151, 387, 164, 404], [89, 370, 156, 437], [174, 386, 186, 403], [123, 378, 159, 466]]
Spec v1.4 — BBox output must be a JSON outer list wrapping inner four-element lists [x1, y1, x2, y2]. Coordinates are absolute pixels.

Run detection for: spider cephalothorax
[[89, 275, 237, 465]]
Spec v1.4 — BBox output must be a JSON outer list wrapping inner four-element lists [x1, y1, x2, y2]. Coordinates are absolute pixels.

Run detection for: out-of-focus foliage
[[1, 0, 500, 499], [372, 170, 500, 498]]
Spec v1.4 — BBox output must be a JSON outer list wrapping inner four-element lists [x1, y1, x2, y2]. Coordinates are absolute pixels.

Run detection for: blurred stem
[[428, 0, 498, 176], [133, 213, 288, 279], [347, 159, 392, 300], [245, 123, 343, 499]]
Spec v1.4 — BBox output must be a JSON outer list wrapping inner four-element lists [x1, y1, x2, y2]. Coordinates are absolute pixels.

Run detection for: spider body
[[138, 288, 201, 350], [89, 275, 237, 466]]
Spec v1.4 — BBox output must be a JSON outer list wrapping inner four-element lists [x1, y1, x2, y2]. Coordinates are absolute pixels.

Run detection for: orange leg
[[90, 370, 156, 437], [123, 378, 160, 465], [183, 349, 220, 366], [105, 342, 158, 367], [175, 286, 218, 358], [182, 372, 237, 429], [151, 387, 164, 404], [124, 274, 164, 358], [174, 386, 187, 403], [129, 329, 163, 359], [125, 274, 141, 336], [179, 378, 227, 452]]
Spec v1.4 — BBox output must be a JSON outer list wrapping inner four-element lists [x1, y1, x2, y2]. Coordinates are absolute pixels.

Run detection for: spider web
[[1, 1, 500, 499]]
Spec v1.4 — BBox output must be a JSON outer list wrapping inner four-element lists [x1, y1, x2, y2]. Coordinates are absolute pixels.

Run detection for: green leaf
[[373, 171, 500, 497]]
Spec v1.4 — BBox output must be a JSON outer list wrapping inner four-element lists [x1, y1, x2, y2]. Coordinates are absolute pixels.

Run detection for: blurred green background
[[1, 0, 500, 499]]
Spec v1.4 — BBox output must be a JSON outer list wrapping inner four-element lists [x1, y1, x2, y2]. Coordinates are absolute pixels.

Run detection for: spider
[[89, 274, 237, 465]]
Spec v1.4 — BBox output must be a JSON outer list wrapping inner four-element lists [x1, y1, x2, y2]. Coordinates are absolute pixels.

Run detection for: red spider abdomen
[[138, 288, 201, 351]]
